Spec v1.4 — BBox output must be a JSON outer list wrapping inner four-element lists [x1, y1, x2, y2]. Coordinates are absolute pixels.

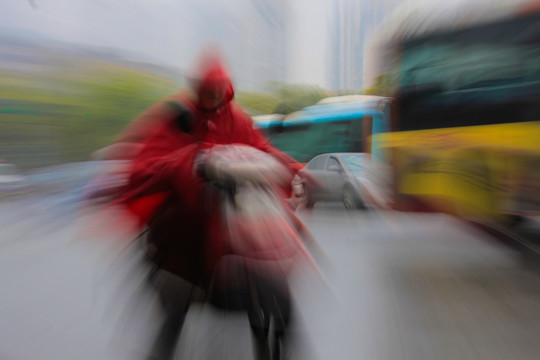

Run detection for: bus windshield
[[398, 12, 540, 131], [260, 118, 365, 162]]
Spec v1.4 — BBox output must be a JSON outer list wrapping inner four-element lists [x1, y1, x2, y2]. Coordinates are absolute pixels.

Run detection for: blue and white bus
[[253, 95, 392, 164]]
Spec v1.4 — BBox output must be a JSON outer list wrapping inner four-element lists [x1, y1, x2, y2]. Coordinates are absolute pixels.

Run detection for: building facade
[[328, 0, 389, 91]]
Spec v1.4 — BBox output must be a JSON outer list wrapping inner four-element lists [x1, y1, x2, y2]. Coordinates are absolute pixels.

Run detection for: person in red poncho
[[122, 49, 302, 360]]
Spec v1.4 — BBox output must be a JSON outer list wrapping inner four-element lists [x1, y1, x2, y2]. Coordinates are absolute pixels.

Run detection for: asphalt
[[1, 197, 540, 360]]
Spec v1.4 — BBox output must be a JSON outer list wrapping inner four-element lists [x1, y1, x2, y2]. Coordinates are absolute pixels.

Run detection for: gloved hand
[[196, 145, 292, 188]]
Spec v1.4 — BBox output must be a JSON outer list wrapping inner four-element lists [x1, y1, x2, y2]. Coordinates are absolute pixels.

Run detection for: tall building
[[238, 0, 290, 90], [246, 0, 290, 88], [328, 0, 388, 91], [203, 0, 291, 91]]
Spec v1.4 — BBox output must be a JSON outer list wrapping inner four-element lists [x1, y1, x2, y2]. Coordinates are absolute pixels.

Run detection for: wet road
[[1, 196, 540, 360]]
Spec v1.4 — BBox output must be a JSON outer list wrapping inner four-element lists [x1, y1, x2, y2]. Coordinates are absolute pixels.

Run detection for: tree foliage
[[236, 81, 333, 116], [268, 81, 330, 114], [0, 63, 179, 168], [363, 72, 396, 97], [235, 91, 280, 116]]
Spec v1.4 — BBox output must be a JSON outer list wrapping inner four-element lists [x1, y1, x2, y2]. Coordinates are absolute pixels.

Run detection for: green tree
[[235, 91, 280, 115], [363, 73, 396, 96], [266, 81, 330, 115], [236, 82, 332, 116], [0, 62, 180, 167], [65, 68, 179, 161]]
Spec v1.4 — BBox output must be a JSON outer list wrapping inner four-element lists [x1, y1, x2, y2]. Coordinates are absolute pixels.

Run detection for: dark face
[[199, 85, 227, 110]]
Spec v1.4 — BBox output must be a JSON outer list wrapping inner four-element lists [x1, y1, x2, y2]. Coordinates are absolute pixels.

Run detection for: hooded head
[[188, 47, 234, 111]]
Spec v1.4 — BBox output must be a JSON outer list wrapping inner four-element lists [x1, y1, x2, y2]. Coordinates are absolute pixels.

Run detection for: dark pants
[[145, 257, 292, 360], [209, 256, 293, 360], [145, 269, 195, 360]]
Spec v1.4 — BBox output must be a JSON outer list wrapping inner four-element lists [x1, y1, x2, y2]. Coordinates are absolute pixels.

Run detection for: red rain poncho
[[123, 55, 299, 285]]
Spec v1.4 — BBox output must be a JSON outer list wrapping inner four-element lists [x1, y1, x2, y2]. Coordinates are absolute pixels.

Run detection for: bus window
[[264, 116, 371, 162], [397, 12, 540, 131], [361, 116, 373, 153], [268, 124, 318, 162], [348, 118, 364, 152]]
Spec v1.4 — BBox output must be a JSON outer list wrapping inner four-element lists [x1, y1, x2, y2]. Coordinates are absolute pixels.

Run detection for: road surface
[[1, 195, 540, 360]]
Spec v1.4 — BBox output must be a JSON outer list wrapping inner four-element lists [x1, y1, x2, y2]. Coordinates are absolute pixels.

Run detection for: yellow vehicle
[[367, 0, 540, 226]]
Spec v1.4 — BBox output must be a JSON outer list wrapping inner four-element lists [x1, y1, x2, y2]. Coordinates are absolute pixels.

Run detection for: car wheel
[[342, 186, 363, 210], [302, 184, 315, 209]]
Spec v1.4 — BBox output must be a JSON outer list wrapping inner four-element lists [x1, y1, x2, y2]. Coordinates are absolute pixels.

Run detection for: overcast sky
[[1, 0, 400, 89]]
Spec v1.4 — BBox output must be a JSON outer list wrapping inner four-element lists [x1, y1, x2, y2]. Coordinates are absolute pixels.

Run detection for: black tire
[[342, 186, 363, 210], [302, 184, 315, 209], [271, 328, 284, 360], [248, 274, 291, 360]]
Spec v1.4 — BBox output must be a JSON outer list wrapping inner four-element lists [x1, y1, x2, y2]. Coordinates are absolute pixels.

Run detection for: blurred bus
[[254, 95, 391, 163], [366, 0, 540, 225]]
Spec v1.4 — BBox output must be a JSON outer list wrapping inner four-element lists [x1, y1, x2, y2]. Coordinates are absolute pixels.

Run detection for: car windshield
[[342, 155, 364, 173]]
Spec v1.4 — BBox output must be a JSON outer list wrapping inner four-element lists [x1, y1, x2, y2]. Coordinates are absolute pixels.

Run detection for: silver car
[[294, 153, 390, 210]]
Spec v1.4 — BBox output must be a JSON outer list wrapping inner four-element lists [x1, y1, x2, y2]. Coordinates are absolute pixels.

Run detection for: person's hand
[[197, 145, 292, 188], [205, 160, 291, 187]]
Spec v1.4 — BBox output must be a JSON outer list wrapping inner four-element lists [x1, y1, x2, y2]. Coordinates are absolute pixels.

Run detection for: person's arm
[[230, 108, 300, 197], [128, 125, 202, 200], [233, 107, 299, 169], [114, 90, 193, 144], [94, 91, 193, 161]]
